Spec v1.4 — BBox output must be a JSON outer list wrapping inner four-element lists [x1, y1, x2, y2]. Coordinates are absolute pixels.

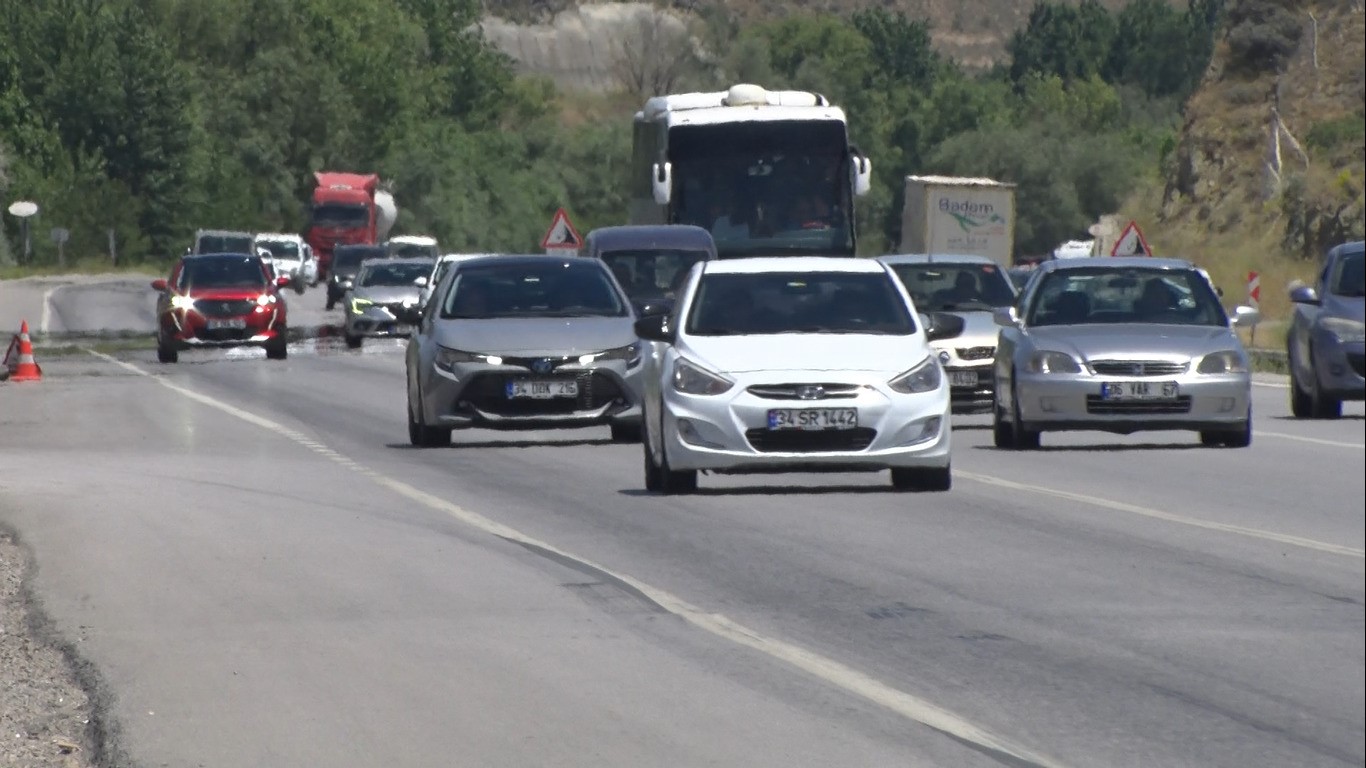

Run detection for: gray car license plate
[[1101, 381, 1179, 400]]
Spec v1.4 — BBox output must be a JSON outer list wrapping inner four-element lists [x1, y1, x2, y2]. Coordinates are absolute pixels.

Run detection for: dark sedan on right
[[1288, 240, 1365, 418]]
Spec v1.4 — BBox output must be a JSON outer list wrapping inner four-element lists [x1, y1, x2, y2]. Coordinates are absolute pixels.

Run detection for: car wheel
[[642, 425, 663, 493], [611, 422, 642, 443], [890, 464, 952, 492], [1289, 353, 1313, 418], [156, 336, 178, 364], [325, 296, 336, 311], [1011, 379, 1041, 450], [1307, 350, 1343, 419], [265, 334, 288, 360], [648, 417, 697, 495], [345, 333, 363, 350], [992, 389, 1015, 448], [407, 379, 451, 448]]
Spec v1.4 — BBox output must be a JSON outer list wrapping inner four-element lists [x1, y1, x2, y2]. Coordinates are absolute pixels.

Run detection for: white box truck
[[898, 175, 1016, 265]]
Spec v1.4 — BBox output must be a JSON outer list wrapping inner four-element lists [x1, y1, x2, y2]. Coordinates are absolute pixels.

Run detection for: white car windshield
[[360, 262, 430, 287], [684, 272, 915, 336], [1027, 267, 1228, 327]]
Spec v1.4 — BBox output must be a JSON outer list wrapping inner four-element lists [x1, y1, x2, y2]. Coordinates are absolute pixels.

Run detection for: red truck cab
[[306, 172, 395, 281]]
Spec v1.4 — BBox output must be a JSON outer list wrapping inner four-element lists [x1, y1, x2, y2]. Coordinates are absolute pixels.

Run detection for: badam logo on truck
[[939, 197, 1008, 235]]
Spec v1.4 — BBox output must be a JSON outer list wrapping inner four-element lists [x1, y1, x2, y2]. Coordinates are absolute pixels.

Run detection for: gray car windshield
[[890, 263, 1016, 312], [391, 243, 438, 260], [360, 263, 430, 287], [685, 272, 915, 336], [179, 257, 267, 289], [333, 248, 384, 271], [600, 249, 709, 303], [198, 235, 253, 254], [1330, 249, 1364, 297], [1028, 268, 1228, 327], [441, 262, 627, 319]]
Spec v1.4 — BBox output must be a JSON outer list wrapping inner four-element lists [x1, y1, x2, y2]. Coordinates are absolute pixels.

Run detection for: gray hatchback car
[[405, 254, 644, 447], [1288, 240, 1365, 418], [342, 256, 435, 348]]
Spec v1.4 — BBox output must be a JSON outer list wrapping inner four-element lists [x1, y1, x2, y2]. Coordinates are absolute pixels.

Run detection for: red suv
[[152, 253, 291, 363]]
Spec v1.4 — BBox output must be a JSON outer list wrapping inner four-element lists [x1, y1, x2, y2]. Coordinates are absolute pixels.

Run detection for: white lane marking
[[957, 471, 1364, 560], [39, 286, 58, 335], [84, 350, 1069, 768], [1257, 431, 1365, 450]]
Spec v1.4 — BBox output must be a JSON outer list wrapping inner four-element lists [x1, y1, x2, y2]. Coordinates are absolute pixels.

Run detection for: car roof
[[586, 225, 715, 251], [360, 256, 435, 267], [1037, 256, 1195, 272], [876, 253, 998, 266], [183, 252, 261, 261], [388, 235, 438, 245], [439, 252, 499, 263], [335, 244, 386, 252], [196, 229, 252, 237], [702, 256, 887, 275], [455, 254, 608, 270], [254, 232, 301, 241], [1329, 241, 1364, 257]]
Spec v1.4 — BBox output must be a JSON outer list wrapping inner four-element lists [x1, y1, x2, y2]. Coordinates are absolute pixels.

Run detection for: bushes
[[1224, 0, 1304, 75]]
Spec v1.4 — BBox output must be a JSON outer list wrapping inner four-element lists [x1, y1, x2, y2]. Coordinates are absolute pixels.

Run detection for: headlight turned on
[[170, 295, 196, 311], [1196, 350, 1248, 374], [671, 358, 733, 396], [1321, 317, 1366, 344], [1028, 350, 1082, 374], [435, 347, 503, 371], [888, 356, 943, 394], [579, 342, 642, 366]]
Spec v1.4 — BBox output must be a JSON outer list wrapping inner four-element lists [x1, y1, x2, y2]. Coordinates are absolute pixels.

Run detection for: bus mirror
[[651, 162, 672, 205], [852, 155, 872, 197]]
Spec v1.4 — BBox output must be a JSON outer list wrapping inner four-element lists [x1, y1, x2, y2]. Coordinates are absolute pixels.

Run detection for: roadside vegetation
[[1, 0, 1360, 322]]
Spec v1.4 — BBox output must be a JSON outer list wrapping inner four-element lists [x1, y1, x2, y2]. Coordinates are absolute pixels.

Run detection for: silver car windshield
[[1330, 249, 1364, 297], [441, 262, 628, 319], [889, 263, 1016, 312], [684, 272, 915, 336], [1027, 268, 1228, 327], [360, 262, 430, 287]]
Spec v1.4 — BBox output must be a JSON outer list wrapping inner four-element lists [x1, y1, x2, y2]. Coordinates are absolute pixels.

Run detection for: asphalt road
[[0, 280, 1362, 768]]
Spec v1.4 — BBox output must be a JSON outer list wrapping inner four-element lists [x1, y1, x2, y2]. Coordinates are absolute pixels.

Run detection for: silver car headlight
[[435, 346, 503, 371], [579, 342, 642, 367], [1028, 350, 1082, 374], [1196, 350, 1248, 374], [888, 356, 942, 394], [672, 358, 733, 396], [1321, 317, 1366, 344]]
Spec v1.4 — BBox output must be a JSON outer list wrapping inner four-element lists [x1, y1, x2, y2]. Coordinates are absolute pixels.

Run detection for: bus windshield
[[668, 120, 853, 258]]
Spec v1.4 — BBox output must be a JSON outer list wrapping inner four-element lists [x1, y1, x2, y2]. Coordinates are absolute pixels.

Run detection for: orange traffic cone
[[6, 321, 42, 382]]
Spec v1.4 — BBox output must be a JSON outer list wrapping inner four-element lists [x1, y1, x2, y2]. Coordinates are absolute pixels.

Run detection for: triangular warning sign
[[1110, 220, 1153, 257], [540, 208, 583, 250]]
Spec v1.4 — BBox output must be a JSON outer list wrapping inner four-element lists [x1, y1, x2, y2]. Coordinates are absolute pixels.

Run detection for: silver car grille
[[746, 383, 862, 400], [1089, 360, 1189, 377], [955, 346, 995, 361]]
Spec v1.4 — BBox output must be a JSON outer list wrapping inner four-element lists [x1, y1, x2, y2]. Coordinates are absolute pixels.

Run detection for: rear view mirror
[[415, 275, 429, 287], [651, 161, 672, 205], [151, 278, 168, 291], [850, 152, 872, 197], [636, 298, 675, 318], [993, 306, 1019, 328], [1231, 305, 1261, 327], [1288, 285, 1320, 305], [921, 312, 966, 342], [634, 313, 675, 344], [276, 275, 291, 288]]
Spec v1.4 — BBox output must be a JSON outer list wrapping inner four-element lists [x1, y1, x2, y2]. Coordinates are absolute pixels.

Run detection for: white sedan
[[634, 256, 955, 494]]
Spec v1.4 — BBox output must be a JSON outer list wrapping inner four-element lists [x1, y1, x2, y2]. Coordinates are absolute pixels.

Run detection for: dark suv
[[327, 244, 387, 310]]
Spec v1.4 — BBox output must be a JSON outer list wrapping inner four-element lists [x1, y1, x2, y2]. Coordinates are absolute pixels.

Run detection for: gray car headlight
[[435, 346, 503, 371], [580, 342, 642, 367], [672, 358, 733, 396], [888, 355, 942, 394], [1321, 317, 1366, 344], [1028, 350, 1082, 374], [1196, 350, 1248, 374]]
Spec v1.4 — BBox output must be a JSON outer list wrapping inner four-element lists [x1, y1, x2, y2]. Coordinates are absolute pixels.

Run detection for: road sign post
[[50, 227, 69, 268], [1247, 271, 1261, 346], [540, 208, 583, 254], [6, 200, 39, 266], [1110, 220, 1153, 257]]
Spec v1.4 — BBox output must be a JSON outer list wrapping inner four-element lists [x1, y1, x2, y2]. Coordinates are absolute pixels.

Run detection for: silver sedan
[[992, 257, 1261, 448], [405, 254, 644, 447]]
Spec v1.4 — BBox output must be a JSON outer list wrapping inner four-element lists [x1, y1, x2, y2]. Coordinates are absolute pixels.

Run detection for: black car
[[327, 244, 387, 310], [581, 224, 717, 318]]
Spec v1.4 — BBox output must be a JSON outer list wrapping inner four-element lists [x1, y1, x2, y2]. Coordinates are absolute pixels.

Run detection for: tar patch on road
[[498, 535, 668, 616]]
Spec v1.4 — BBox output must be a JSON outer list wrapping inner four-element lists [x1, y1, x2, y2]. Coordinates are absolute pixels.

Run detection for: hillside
[[480, 0, 1180, 84], [1135, 0, 1364, 321]]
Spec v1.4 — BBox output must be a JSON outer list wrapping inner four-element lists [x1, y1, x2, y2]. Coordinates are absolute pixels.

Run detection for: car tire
[[265, 334, 288, 360], [1200, 412, 1252, 448], [345, 333, 363, 350], [1307, 350, 1343, 419], [890, 464, 952, 492], [156, 337, 178, 364], [1289, 353, 1313, 418], [326, 296, 336, 311], [992, 391, 1014, 448], [1011, 379, 1041, 450], [644, 416, 696, 494], [642, 434, 663, 493], [611, 422, 642, 443], [407, 380, 452, 448]]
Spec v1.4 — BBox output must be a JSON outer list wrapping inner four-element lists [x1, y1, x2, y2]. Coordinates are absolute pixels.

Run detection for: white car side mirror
[[1231, 305, 1261, 327]]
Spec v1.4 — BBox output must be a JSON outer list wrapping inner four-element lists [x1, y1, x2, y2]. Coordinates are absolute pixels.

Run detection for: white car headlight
[[1321, 317, 1366, 344], [672, 358, 733, 396], [435, 347, 503, 371], [1028, 350, 1082, 374], [580, 342, 642, 367], [256, 293, 278, 306], [1196, 350, 1248, 374], [888, 355, 942, 394], [170, 295, 196, 310]]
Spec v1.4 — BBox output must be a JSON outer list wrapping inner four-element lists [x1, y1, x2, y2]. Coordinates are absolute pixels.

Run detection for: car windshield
[[441, 261, 628, 319], [1027, 267, 1228, 327], [360, 262, 430, 287], [1330, 249, 1364, 297], [333, 248, 384, 271], [600, 249, 709, 303], [390, 243, 438, 260], [889, 262, 1016, 312], [312, 204, 368, 228], [685, 271, 915, 336], [258, 241, 300, 260], [198, 235, 253, 254], [178, 257, 267, 290]]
